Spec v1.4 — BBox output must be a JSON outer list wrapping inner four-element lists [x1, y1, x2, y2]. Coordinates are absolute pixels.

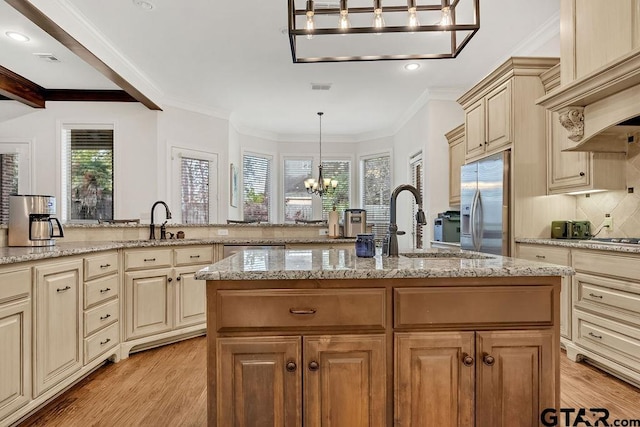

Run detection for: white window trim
[[170, 146, 219, 224], [242, 149, 275, 223], [0, 138, 33, 195]]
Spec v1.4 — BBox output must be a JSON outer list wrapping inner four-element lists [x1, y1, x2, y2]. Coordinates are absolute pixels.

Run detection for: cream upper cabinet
[[540, 64, 626, 194], [33, 259, 83, 397], [446, 124, 465, 206], [560, 0, 640, 85]]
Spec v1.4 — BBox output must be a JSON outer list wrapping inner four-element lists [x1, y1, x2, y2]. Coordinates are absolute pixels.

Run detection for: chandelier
[[287, 0, 480, 63], [304, 112, 338, 197]]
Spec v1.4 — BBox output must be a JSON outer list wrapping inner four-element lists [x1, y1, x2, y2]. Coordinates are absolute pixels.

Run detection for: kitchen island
[[196, 247, 572, 427]]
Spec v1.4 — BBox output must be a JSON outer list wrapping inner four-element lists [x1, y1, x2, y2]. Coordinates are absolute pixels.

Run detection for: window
[[243, 153, 272, 222], [62, 125, 114, 222], [283, 158, 313, 222], [361, 153, 391, 241], [320, 160, 350, 219], [171, 147, 218, 224], [410, 151, 423, 248], [0, 154, 18, 223]]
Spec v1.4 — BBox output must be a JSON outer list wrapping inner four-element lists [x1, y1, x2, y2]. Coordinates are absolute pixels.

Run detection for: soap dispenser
[[328, 204, 340, 238]]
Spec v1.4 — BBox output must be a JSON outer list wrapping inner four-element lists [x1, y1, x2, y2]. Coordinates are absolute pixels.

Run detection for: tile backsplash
[[576, 142, 640, 237]]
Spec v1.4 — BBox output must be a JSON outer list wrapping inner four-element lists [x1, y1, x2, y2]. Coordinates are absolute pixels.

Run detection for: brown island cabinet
[[195, 247, 572, 427]]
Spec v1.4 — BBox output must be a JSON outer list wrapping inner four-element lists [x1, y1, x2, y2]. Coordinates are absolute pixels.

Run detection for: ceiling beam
[[44, 89, 137, 103], [6, 0, 162, 111], [0, 65, 46, 108]]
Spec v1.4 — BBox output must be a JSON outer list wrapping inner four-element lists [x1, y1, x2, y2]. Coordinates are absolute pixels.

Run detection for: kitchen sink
[[399, 251, 492, 259]]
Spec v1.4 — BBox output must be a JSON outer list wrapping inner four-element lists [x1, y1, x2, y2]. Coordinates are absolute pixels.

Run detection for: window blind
[[181, 157, 209, 224], [243, 153, 271, 222], [64, 126, 114, 221], [284, 158, 313, 222], [410, 152, 423, 248], [362, 154, 391, 241], [320, 160, 350, 219], [0, 154, 18, 224]]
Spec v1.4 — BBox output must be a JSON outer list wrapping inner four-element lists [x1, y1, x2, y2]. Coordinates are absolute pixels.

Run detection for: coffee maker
[[8, 195, 64, 247]]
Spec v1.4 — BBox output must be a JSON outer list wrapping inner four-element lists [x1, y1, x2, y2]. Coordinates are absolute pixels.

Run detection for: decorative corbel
[[558, 107, 585, 142]]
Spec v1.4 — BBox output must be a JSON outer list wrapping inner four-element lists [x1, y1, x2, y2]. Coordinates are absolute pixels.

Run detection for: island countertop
[[195, 247, 574, 281]]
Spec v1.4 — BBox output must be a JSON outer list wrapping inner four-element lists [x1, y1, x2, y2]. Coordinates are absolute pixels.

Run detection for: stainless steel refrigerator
[[460, 151, 510, 256]]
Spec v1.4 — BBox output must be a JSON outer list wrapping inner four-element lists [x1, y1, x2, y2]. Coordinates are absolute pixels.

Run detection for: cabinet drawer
[[84, 252, 119, 281], [573, 250, 640, 281], [516, 244, 570, 266], [124, 249, 172, 271], [575, 273, 640, 321], [574, 311, 640, 372], [0, 267, 30, 304], [85, 274, 119, 309], [395, 286, 553, 328], [84, 322, 119, 364], [174, 246, 213, 266], [84, 299, 119, 337], [217, 289, 386, 330]]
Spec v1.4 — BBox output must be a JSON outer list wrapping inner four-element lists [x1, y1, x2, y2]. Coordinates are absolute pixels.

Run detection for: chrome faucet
[[150, 201, 172, 240], [383, 184, 427, 257]]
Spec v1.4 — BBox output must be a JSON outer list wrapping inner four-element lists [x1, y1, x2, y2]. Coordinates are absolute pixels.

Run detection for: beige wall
[[576, 143, 640, 237]]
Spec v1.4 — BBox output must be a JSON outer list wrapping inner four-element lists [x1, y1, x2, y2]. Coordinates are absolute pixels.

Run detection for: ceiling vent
[[33, 53, 60, 62], [311, 83, 332, 91]]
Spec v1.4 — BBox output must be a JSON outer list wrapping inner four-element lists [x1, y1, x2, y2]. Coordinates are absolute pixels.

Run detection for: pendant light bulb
[[407, 0, 419, 29], [373, 0, 384, 34], [439, 6, 452, 27], [305, 0, 315, 40], [339, 0, 350, 30]]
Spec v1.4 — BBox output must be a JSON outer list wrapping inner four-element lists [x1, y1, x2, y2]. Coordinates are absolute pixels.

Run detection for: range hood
[[537, 48, 640, 152]]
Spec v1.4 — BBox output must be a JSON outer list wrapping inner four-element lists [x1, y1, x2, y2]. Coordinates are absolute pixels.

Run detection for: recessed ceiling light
[[132, 0, 154, 10], [6, 31, 30, 42], [404, 63, 420, 71]]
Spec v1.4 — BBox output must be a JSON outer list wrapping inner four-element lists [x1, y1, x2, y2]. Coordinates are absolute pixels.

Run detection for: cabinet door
[[217, 336, 301, 427], [125, 268, 173, 340], [447, 124, 465, 206], [395, 332, 474, 427], [485, 80, 512, 152], [465, 98, 485, 159], [547, 111, 590, 191], [174, 267, 206, 329], [476, 330, 555, 427], [304, 334, 386, 427], [0, 299, 31, 420], [34, 260, 82, 396]]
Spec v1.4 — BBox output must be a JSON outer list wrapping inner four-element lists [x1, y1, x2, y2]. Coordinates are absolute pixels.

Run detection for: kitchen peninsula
[[196, 247, 572, 427]]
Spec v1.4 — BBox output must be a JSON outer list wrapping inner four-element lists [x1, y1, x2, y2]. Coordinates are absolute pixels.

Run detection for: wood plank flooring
[[18, 337, 640, 427]]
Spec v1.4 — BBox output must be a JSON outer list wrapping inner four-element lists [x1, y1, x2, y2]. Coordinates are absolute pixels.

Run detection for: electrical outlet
[[319, 228, 329, 236], [217, 229, 229, 236], [603, 215, 613, 230]]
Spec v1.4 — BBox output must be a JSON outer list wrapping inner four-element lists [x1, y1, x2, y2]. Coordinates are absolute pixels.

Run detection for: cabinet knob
[[286, 361, 297, 372], [579, 172, 585, 176], [168, 277, 173, 282], [483, 354, 495, 366], [176, 276, 182, 281], [308, 361, 319, 371], [462, 354, 474, 367], [479, 143, 483, 147]]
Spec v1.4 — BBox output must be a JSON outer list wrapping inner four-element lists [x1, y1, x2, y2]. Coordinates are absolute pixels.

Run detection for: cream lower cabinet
[[217, 334, 385, 427], [33, 259, 83, 397], [395, 330, 553, 427], [122, 245, 212, 355], [0, 267, 31, 422], [515, 243, 572, 340], [567, 249, 640, 387]]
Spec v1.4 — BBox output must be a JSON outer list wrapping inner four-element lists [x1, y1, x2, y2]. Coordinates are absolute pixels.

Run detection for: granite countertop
[[195, 247, 574, 281], [0, 237, 357, 265], [516, 238, 640, 254]]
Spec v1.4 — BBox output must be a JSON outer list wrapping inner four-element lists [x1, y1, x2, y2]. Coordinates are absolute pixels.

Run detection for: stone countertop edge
[[194, 248, 574, 281], [516, 237, 640, 254]]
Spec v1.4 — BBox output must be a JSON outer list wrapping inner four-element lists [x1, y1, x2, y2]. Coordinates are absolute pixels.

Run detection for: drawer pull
[[483, 354, 495, 366], [144, 258, 156, 262], [189, 255, 200, 259], [535, 255, 546, 259], [100, 338, 111, 346], [589, 293, 603, 299], [289, 308, 317, 315], [308, 361, 319, 371], [57, 285, 71, 293], [286, 361, 297, 372], [462, 354, 474, 367], [100, 314, 111, 321], [100, 287, 111, 294], [588, 332, 603, 340], [100, 263, 111, 268]]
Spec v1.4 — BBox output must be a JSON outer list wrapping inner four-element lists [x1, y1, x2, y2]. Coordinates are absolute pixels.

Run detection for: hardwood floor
[[18, 337, 640, 427]]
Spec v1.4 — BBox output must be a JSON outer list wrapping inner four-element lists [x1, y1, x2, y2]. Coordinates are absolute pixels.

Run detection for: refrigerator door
[[460, 162, 478, 251], [476, 151, 510, 256]]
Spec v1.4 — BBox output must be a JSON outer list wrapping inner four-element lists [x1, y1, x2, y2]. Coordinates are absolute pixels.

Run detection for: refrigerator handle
[[470, 190, 479, 250], [475, 192, 484, 251]]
